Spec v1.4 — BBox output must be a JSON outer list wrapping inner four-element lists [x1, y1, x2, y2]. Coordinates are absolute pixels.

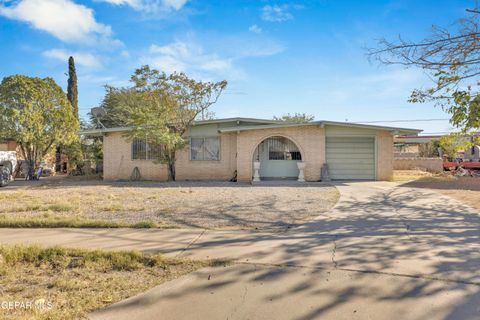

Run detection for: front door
[[254, 136, 301, 179]]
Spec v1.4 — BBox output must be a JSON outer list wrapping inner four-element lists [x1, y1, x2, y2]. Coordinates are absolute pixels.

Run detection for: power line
[[355, 118, 450, 123]]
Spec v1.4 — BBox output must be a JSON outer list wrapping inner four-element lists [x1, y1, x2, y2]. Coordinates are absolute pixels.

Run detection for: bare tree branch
[[367, 7, 480, 131]]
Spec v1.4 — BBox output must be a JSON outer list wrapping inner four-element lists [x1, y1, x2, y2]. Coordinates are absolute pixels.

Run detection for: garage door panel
[[327, 146, 373, 151], [327, 155, 375, 161], [329, 169, 375, 175], [326, 137, 375, 180], [328, 163, 373, 172], [328, 174, 375, 180], [326, 150, 374, 155]]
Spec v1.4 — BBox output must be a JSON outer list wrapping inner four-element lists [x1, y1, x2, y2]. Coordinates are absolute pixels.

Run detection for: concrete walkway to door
[[0, 181, 479, 319]]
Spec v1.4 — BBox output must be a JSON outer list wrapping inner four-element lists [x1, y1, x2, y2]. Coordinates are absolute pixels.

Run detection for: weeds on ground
[[0, 244, 228, 320], [0, 217, 159, 228]]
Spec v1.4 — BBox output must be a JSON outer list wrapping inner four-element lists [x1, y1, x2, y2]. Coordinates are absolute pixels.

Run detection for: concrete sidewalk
[[1, 181, 479, 319], [90, 264, 479, 320]]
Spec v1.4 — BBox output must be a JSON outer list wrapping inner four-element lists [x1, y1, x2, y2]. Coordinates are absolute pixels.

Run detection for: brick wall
[[175, 133, 237, 180], [103, 132, 168, 180], [236, 125, 325, 182], [103, 126, 395, 182], [394, 157, 443, 172], [103, 132, 237, 181], [376, 131, 394, 180]]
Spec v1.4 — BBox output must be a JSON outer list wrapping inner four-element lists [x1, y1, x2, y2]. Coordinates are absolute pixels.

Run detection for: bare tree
[[368, 7, 480, 132]]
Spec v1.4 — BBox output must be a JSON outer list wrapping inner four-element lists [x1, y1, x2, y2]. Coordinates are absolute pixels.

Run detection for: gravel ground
[[0, 178, 339, 231], [402, 176, 480, 212]]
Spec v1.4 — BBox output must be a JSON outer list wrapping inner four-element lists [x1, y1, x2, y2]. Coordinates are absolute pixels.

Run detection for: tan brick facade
[[175, 133, 237, 180], [103, 132, 168, 180], [236, 125, 325, 182], [102, 125, 395, 182], [103, 132, 237, 181], [376, 131, 394, 180]]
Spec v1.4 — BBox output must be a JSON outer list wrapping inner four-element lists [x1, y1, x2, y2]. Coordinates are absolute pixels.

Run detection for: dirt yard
[[403, 176, 480, 211], [0, 177, 339, 231]]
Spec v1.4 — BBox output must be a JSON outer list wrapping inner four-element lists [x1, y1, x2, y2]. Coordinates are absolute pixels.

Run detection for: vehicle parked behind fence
[[0, 151, 17, 187]]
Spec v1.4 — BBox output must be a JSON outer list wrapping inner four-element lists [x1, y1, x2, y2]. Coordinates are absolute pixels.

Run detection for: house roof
[[80, 118, 283, 136], [191, 117, 284, 125], [319, 120, 422, 135], [80, 117, 422, 136], [218, 120, 422, 135], [80, 126, 132, 136]]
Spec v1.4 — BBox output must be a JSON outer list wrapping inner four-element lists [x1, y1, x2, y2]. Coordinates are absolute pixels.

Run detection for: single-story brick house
[[81, 117, 421, 182]]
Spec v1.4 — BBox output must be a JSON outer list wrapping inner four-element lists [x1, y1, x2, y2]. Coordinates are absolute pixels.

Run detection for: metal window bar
[[132, 138, 146, 160], [254, 136, 301, 161], [132, 138, 163, 160], [190, 137, 220, 160]]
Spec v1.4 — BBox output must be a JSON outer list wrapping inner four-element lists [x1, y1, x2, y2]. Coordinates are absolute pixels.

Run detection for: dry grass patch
[[0, 179, 339, 230], [0, 244, 227, 320], [391, 170, 436, 182], [0, 217, 160, 228]]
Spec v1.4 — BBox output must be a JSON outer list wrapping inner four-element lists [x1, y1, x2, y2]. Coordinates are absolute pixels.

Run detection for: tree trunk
[[167, 150, 176, 181]]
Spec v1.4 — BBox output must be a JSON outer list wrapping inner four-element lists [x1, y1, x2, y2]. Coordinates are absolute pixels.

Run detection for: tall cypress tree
[[67, 56, 78, 119]]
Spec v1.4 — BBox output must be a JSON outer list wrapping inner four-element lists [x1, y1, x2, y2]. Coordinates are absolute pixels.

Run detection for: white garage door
[[326, 137, 375, 180]]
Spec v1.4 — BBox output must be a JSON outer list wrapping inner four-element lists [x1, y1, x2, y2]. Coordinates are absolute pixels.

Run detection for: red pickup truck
[[443, 159, 480, 170]]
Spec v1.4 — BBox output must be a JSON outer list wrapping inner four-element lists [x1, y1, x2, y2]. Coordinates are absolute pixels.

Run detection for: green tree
[[0, 75, 79, 177], [59, 56, 81, 173], [368, 8, 480, 132], [67, 56, 78, 119], [273, 113, 315, 123], [105, 65, 227, 181], [438, 133, 473, 159]]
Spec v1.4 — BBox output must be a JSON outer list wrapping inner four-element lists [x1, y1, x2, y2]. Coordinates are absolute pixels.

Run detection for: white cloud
[[163, 0, 187, 10], [98, 0, 188, 12], [146, 42, 233, 75], [142, 37, 285, 80], [0, 0, 118, 45], [261, 4, 293, 22], [248, 24, 262, 33], [43, 49, 102, 68], [228, 38, 285, 58]]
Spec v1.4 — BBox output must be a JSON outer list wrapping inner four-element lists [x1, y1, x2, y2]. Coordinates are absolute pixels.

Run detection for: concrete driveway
[[1, 181, 479, 319]]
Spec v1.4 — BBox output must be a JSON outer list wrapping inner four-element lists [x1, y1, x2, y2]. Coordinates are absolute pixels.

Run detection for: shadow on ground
[[87, 182, 480, 319]]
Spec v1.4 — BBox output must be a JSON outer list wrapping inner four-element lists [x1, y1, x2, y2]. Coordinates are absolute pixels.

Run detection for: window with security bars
[[190, 137, 220, 160], [132, 138, 163, 160], [255, 136, 302, 161]]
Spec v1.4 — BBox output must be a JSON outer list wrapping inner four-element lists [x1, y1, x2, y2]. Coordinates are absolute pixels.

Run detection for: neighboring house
[[0, 140, 18, 152], [395, 134, 480, 160], [394, 135, 441, 156], [81, 117, 421, 182]]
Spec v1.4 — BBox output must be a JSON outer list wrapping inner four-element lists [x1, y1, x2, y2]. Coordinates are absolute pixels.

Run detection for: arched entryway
[[253, 136, 303, 180]]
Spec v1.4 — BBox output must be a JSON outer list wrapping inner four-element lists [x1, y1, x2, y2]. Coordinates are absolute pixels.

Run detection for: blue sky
[[0, 0, 473, 134]]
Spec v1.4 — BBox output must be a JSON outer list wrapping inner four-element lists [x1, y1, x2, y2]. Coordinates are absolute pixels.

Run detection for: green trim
[[192, 117, 285, 125], [79, 118, 423, 136], [219, 123, 314, 133], [320, 121, 421, 135]]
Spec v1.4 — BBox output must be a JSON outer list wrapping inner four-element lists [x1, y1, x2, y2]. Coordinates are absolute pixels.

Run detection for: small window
[[190, 137, 220, 160], [132, 138, 163, 160]]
